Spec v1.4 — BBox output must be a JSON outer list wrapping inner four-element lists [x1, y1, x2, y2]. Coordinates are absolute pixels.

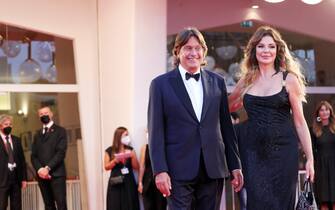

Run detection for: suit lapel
[[200, 70, 212, 122], [11, 137, 18, 156], [169, 69, 199, 122], [0, 136, 8, 155]]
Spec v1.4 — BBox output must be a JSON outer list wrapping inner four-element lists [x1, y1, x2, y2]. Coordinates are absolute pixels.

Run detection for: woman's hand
[[138, 182, 143, 193], [305, 158, 315, 182], [114, 156, 126, 164], [113, 155, 120, 162]]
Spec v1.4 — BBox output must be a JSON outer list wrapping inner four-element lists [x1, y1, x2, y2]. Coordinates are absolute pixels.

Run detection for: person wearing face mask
[[120, 135, 132, 146], [104, 126, 140, 210], [31, 106, 68, 210], [0, 114, 27, 210]]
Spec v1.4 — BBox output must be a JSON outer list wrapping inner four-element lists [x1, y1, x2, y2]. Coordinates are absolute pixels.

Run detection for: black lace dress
[[242, 73, 299, 210]]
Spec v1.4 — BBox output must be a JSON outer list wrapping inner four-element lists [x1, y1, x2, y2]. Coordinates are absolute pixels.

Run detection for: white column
[[98, 0, 166, 209], [132, 0, 167, 160]]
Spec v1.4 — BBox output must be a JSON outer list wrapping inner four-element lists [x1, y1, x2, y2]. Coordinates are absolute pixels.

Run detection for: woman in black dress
[[104, 126, 140, 210], [311, 101, 335, 210], [138, 142, 167, 210], [229, 26, 314, 210]]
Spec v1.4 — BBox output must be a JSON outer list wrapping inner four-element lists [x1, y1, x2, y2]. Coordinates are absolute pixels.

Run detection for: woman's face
[[256, 35, 277, 66], [318, 105, 331, 121]]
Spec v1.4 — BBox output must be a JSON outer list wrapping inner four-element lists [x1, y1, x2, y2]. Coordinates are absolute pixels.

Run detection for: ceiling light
[[18, 37, 42, 83], [264, 0, 285, 3], [251, 5, 259, 9], [301, 0, 322, 5]]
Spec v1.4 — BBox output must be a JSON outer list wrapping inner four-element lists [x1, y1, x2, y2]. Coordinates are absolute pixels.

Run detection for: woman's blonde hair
[[312, 101, 335, 137], [240, 26, 306, 101]]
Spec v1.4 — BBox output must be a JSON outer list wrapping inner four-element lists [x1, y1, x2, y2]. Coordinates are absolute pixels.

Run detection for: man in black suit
[[31, 106, 68, 210], [148, 27, 243, 210], [0, 114, 27, 210]]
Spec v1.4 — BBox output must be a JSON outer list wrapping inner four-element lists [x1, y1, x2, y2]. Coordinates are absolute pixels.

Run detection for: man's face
[[0, 119, 12, 130], [38, 107, 53, 119], [178, 36, 204, 73]]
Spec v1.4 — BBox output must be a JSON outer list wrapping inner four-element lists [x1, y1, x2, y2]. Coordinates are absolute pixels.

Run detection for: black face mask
[[40, 115, 50, 124], [3, 126, 12, 135]]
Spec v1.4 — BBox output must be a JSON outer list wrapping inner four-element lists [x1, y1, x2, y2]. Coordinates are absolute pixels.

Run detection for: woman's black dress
[[243, 73, 299, 210], [106, 146, 140, 210], [311, 126, 335, 203], [142, 144, 167, 210]]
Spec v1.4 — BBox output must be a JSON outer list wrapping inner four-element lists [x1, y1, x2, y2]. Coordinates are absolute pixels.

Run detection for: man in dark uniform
[[0, 114, 27, 210], [31, 106, 68, 210]]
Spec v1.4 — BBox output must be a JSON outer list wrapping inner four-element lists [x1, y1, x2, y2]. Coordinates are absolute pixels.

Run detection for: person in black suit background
[[31, 106, 68, 210], [148, 27, 243, 210], [0, 114, 27, 210]]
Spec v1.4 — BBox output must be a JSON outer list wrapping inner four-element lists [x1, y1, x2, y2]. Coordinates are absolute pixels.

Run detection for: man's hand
[[231, 169, 244, 192], [155, 172, 172, 197], [37, 167, 51, 179]]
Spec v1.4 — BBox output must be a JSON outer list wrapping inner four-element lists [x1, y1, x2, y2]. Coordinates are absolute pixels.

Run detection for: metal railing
[[9, 172, 306, 210], [8, 180, 81, 210]]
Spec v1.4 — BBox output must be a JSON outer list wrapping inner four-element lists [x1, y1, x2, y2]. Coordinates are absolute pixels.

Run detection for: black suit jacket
[[0, 135, 27, 187], [148, 68, 241, 180], [31, 124, 67, 177]]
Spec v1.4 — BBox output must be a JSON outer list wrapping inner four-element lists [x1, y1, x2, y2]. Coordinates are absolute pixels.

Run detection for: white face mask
[[121, 136, 131, 146]]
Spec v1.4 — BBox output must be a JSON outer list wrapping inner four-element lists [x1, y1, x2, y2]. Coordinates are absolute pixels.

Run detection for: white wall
[[133, 0, 167, 160], [1, 0, 167, 209], [1, 0, 102, 209], [98, 0, 167, 208]]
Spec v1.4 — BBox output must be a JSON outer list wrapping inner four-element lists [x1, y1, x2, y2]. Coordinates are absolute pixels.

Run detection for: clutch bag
[[109, 175, 124, 186], [296, 179, 317, 210]]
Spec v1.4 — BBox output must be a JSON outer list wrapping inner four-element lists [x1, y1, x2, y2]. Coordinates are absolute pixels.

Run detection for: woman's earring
[[317, 116, 321, 122]]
